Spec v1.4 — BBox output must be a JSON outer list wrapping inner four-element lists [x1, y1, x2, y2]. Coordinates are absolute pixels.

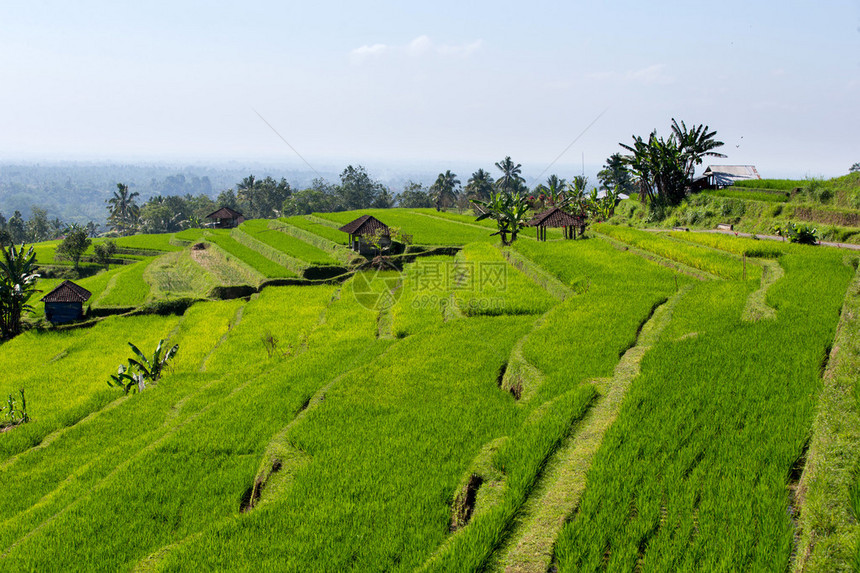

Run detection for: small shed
[[338, 215, 391, 255], [526, 207, 584, 241], [694, 165, 761, 190], [206, 206, 245, 229], [41, 280, 92, 324]]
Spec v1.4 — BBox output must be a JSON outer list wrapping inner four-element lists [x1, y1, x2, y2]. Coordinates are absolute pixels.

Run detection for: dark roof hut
[[206, 206, 244, 229], [338, 215, 393, 254], [526, 207, 584, 241], [41, 280, 92, 324], [338, 215, 390, 238]]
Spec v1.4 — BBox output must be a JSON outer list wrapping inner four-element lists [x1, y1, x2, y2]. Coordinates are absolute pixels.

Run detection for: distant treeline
[[2, 158, 629, 238], [0, 163, 320, 225]]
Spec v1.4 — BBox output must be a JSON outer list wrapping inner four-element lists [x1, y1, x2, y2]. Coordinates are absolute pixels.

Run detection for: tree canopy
[[597, 153, 636, 195], [396, 181, 434, 208], [55, 225, 92, 270]]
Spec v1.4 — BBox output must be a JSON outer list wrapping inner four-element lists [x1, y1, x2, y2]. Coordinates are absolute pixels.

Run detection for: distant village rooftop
[[700, 165, 761, 188]]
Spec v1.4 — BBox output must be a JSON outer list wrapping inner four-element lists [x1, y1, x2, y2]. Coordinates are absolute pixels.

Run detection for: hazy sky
[[1, 0, 858, 178]]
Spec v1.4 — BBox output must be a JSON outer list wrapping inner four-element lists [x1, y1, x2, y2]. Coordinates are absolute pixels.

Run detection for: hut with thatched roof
[[526, 207, 584, 241], [206, 206, 245, 229], [338, 215, 391, 255], [41, 280, 92, 324]]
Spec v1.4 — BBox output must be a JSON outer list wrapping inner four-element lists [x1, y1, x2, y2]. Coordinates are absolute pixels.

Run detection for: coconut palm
[[236, 175, 258, 215], [431, 170, 460, 211], [106, 183, 140, 235], [494, 156, 525, 194], [544, 174, 567, 205], [464, 169, 495, 202]]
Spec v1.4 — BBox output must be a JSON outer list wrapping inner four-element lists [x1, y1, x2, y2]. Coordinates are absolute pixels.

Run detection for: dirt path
[[496, 286, 692, 573], [653, 228, 860, 251]]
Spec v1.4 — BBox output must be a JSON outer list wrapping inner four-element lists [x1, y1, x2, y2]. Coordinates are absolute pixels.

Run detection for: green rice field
[[238, 219, 339, 266], [1, 213, 857, 572], [316, 208, 496, 245]]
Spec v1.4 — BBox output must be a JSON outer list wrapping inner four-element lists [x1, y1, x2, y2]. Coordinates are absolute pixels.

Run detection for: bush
[[773, 222, 819, 245]]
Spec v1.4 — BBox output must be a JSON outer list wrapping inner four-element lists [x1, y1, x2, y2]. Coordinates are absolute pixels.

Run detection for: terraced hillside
[[1, 212, 857, 571]]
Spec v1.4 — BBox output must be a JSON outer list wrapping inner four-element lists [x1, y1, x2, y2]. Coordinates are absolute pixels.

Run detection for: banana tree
[[129, 339, 178, 382], [107, 363, 146, 395], [108, 339, 179, 395], [0, 243, 40, 340], [585, 187, 620, 222], [472, 190, 531, 245]]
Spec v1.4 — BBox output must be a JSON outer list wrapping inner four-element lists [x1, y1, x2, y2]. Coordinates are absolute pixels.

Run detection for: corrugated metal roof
[[526, 207, 583, 227], [41, 280, 92, 303], [702, 165, 761, 179], [338, 215, 390, 236], [206, 206, 243, 219]]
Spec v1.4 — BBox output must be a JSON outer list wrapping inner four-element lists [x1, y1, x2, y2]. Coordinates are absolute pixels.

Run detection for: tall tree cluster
[[0, 209, 70, 246], [597, 153, 636, 195], [281, 165, 393, 216], [619, 119, 726, 206]]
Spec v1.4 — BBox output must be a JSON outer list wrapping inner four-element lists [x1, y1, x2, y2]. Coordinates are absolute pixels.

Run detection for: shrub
[[787, 223, 819, 244], [773, 222, 819, 245]]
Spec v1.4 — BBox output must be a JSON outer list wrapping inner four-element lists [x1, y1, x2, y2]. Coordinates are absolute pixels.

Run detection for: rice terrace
[[3, 158, 860, 571], [1, 2, 859, 570]]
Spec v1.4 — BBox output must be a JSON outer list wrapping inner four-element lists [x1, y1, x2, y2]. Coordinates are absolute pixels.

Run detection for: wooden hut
[[206, 206, 245, 229], [41, 280, 92, 324], [526, 207, 584, 241], [338, 215, 391, 255]]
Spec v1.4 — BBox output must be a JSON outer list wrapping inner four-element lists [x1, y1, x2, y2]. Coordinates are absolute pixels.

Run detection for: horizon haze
[[1, 1, 858, 178]]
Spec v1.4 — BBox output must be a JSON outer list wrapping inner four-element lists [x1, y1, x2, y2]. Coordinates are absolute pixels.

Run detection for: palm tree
[[494, 156, 525, 195], [544, 174, 567, 205], [236, 175, 258, 216], [464, 169, 495, 202], [106, 183, 140, 235], [0, 243, 39, 339], [431, 170, 460, 211]]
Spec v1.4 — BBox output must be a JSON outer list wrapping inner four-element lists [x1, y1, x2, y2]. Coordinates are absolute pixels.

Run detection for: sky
[[1, 0, 859, 180]]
